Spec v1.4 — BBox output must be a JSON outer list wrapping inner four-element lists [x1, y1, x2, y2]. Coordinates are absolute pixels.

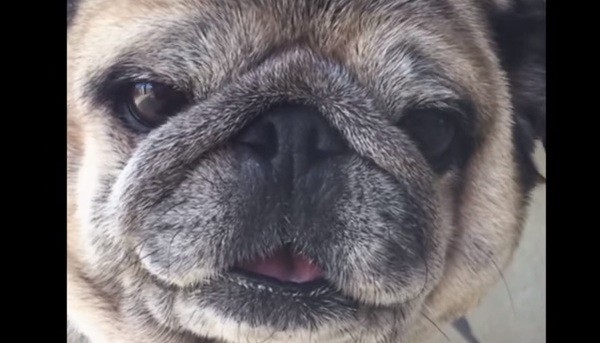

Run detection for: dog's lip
[[227, 267, 331, 294], [226, 244, 331, 294], [235, 245, 325, 284]]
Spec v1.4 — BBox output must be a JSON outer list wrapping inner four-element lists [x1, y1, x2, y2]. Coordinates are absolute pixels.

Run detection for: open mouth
[[230, 244, 329, 293]]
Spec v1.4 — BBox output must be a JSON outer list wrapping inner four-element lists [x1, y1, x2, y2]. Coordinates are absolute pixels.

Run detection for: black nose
[[236, 104, 348, 183]]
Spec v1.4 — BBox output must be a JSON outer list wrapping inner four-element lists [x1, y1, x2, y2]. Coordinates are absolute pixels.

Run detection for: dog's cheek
[[435, 171, 463, 253], [311, 157, 443, 306], [122, 148, 263, 286], [72, 117, 139, 279]]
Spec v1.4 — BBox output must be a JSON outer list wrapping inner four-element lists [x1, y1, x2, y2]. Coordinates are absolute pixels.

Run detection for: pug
[[66, 0, 546, 342]]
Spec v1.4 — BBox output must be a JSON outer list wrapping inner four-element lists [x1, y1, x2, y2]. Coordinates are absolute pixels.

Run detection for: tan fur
[[68, 0, 543, 342]]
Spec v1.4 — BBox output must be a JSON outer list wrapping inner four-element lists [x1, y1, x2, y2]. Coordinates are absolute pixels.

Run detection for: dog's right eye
[[122, 82, 188, 132]]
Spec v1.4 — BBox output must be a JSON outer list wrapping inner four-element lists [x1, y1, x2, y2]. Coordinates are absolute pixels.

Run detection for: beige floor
[[428, 144, 546, 343]]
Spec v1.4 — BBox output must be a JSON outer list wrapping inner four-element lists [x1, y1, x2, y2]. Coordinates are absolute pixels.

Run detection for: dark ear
[[488, 0, 546, 190], [67, 0, 80, 28]]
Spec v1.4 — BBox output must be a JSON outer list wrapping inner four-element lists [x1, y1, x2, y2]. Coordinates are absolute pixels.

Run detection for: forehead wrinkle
[[349, 33, 470, 123], [344, 6, 490, 129], [72, 0, 488, 129], [81, 14, 472, 131], [69, 6, 202, 104], [392, 0, 505, 129], [79, 3, 287, 101]]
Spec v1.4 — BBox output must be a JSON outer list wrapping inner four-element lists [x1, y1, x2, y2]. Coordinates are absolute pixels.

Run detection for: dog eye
[[125, 82, 188, 130], [400, 109, 457, 167]]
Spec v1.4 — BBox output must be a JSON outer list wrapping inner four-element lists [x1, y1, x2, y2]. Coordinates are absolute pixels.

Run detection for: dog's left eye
[[400, 108, 458, 171], [124, 82, 188, 131]]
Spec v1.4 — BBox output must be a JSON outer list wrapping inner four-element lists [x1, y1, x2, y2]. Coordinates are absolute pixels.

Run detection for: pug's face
[[67, 0, 545, 342]]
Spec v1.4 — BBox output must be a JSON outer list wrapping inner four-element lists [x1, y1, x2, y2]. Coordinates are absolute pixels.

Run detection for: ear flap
[[488, 0, 546, 190]]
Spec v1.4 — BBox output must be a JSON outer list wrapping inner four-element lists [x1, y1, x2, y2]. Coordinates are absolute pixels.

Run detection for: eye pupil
[[401, 109, 457, 168], [127, 82, 187, 130]]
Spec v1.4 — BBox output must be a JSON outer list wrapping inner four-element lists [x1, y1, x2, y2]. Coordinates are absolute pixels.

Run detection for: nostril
[[311, 146, 346, 163], [313, 126, 348, 159], [237, 120, 278, 160]]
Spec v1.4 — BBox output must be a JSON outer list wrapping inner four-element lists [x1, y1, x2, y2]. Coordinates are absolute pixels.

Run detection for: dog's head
[[67, 0, 545, 342]]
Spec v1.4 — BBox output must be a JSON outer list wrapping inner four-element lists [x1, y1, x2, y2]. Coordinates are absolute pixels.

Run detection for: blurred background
[[428, 143, 546, 343]]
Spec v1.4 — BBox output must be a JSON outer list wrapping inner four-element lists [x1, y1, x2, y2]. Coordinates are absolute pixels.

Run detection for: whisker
[[490, 257, 516, 317], [342, 323, 361, 343], [159, 199, 188, 218], [421, 313, 450, 342], [256, 324, 278, 343], [456, 246, 516, 317], [166, 226, 187, 280], [138, 248, 161, 263]]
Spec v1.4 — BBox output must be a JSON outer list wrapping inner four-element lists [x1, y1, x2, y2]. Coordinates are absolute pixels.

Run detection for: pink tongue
[[240, 248, 324, 283]]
